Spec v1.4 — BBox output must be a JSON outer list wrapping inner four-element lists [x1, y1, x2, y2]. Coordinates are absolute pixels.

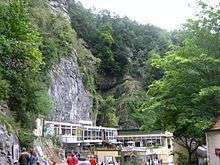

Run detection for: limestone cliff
[[48, 53, 92, 123], [48, 0, 93, 123]]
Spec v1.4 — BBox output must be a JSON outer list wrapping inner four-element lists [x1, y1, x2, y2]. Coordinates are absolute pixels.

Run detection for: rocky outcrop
[[0, 104, 20, 165], [48, 53, 92, 123], [0, 124, 19, 165], [48, 0, 93, 123], [49, 0, 70, 19]]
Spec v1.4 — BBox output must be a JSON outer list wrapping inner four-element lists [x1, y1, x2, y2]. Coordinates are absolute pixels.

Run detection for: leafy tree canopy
[[138, 2, 220, 164]]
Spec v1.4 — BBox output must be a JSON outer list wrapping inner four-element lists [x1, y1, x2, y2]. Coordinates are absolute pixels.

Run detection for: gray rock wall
[[48, 53, 92, 123], [48, 0, 93, 124], [0, 103, 20, 165], [0, 125, 19, 165], [49, 0, 70, 19]]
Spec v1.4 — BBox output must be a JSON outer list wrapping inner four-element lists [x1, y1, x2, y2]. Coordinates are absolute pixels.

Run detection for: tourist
[[89, 156, 97, 165], [19, 148, 30, 165], [29, 149, 38, 165], [67, 152, 74, 165], [67, 152, 78, 165], [72, 152, 79, 165]]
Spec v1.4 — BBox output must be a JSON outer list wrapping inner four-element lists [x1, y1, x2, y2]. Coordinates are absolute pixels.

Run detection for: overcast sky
[[77, 0, 218, 31]]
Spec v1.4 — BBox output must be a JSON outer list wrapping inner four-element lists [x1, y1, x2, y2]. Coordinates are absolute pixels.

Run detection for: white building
[[34, 119, 117, 144], [117, 130, 174, 165], [34, 119, 174, 164], [206, 118, 220, 165]]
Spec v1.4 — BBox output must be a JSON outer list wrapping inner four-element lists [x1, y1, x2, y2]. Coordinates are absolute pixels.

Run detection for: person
[[89, 156, 97, 165], [67, 152, 74, 165], [72, 153, 79, 165], [67, 152, 78, 165], [19, 148, 30, 165], [29, 149, 38, 165]]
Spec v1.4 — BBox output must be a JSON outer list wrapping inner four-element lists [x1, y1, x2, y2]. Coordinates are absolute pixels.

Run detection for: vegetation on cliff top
[[68, 1, 169, 127]]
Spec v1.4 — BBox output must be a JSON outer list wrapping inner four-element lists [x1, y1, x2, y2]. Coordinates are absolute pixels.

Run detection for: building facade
[[118, 130, 174, 165], [34, 119, 174, 164], [206, 118, 220, 165]]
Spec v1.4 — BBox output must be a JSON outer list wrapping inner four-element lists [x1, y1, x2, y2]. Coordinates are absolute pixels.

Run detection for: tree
[[68, 1, 169, 127], [0, 0, 57, 131], [68, 0, 169, 80], [96, 96, 118, 127], [139, 2, 220, 164]]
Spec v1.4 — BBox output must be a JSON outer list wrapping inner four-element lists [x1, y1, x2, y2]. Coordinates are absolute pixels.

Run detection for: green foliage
[[0, 1, 43, 73], [138, 2, 220, 164], [96, 96, 118, 127], [18, 128, 35, 148], [0, 0, 46, 128], [28, 0, 76, 70], [0, 71, 9, 100], [0, 0, 75, 147], [176, 152, 188, 165], [75, 39, 102, 122], [0, 113, 18, 133], [68, 1, 169, 79], [115, 80, 145, 128], [68, 1, 169, 127]]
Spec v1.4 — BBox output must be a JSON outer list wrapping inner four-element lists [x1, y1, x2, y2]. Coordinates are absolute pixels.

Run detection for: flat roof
[[44, 120, 117, 130], [117, 134, 172, 138]]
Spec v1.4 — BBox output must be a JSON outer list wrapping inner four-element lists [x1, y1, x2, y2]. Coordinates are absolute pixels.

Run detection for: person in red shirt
[[67, 152, 78, 165], [72, 153, 79, 165], [89, 156, 97, 165]]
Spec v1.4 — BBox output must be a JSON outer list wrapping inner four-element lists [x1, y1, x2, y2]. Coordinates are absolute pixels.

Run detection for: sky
[[77, 0, 217, 31]]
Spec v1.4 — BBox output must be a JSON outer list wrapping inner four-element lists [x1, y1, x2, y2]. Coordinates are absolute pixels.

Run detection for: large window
[[54, 125, 60, 135], [72, 129, 76, 136], [61, 125, 71, 135]]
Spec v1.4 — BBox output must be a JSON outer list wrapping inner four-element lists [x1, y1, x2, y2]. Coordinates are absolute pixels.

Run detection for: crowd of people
[[17, 148, 114, 165], [18, 148, 39, 165], [66, 151, 97, 165]]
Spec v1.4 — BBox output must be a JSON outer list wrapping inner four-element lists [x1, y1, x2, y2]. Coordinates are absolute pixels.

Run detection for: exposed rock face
[[0, 104, 20, 165], [49, 0, 70, 19], [0, 125, 19, 165], [48, 53, 92, 123], [48, 0, 93, 123]]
